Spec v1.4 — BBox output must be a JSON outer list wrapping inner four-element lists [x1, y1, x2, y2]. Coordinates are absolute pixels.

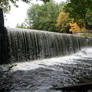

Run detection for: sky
[[5, 0, 66, 28]]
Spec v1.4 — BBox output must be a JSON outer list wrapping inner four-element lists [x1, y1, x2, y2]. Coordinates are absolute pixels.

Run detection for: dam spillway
[[3, 27, 92, 63]]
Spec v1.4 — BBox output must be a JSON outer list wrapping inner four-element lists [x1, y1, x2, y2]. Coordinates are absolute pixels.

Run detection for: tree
[[0, 0, 51, 12], [27, 0, 60, 32], [16, 19, 31, 29], [56, 10, 86, 34], [85, 9, 92, 30], [41, 0, 50, 3], [69, 19, 86, 34], [64, 0, 92, 27], [56, 11, 71, 33], [56, 2, 72, 33], [0, 0, 30, 12], [56, 0, 92, 33]]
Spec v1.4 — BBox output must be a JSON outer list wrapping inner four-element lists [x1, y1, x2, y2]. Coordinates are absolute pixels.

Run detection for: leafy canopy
[[0, 0, 30, 12], [56, 0, 92, 33], [56, 11, 70, 32], [0, 0, 50, 12], [64, 0, 92, 23], [27, 0, 60, 31]]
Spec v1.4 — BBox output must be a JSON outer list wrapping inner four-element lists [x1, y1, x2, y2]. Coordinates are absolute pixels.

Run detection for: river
[[0, 47, 92, 92]]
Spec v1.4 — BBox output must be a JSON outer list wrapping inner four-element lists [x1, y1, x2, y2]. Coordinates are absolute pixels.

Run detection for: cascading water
[[7, 28, 92, 63], [1, 8, 92, 92], [0, 27, 92, 92]]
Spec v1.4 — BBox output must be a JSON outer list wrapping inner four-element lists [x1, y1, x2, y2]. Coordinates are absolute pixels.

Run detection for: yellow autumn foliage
[[56, 11, 69, 27], [56, 11, 86, 34], [69, 19, 86, 34], [56, 11, 70, 32]]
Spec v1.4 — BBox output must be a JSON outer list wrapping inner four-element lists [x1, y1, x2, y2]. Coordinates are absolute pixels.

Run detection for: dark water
[[7, 28, 92, 63]]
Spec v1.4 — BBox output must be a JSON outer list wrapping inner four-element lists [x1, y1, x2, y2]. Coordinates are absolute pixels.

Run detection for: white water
[[0, 47, 92, 92], [7, 28, 91, 63], [11, 47, 92, 71]]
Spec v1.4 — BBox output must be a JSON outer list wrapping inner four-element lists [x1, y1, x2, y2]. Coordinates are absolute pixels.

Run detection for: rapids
[[0, 47, 92, 92]]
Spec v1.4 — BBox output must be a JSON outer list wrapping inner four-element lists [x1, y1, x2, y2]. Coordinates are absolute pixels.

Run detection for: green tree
[[16, 19, 31, 29], [0, 0, 51, 13], [85, 9, 92, 30], [41, 0, 50, 3], [0, 0, 30, 12], [16, 23, 28, 29], [27, 0, 60, 32], [64, 0, 92, 27]]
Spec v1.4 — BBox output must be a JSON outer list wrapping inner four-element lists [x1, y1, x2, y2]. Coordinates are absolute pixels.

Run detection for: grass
[[80, 33, 92, 37]]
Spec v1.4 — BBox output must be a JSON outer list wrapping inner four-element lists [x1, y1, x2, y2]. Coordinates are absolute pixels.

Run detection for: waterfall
[[1, 8, 92, 92], [6, 28, 92, 63], [0, 27, 92, 92]]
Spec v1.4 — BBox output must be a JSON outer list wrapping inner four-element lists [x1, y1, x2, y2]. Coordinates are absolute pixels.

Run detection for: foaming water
[[11, 47, 92, 71], [4, 47, 92, 92], [0, 48, 92, 92]]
